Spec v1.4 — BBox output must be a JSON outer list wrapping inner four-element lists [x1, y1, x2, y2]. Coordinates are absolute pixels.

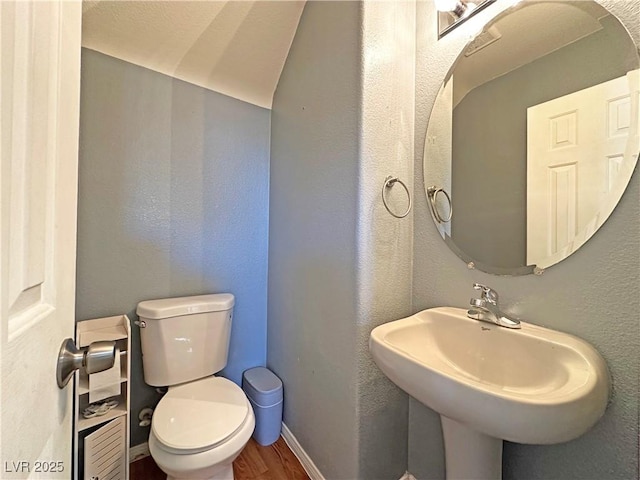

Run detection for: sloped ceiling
[[453, 1, 610, 105], [82, 1, 306, 109]]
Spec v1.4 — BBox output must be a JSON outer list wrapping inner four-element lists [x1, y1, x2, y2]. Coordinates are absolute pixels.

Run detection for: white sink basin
[[369, 307, 609, 445]]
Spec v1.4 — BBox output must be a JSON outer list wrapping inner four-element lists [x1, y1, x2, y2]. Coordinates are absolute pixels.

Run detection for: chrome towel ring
[[427, 185, 452, 224], [382, 176, 412, 218]]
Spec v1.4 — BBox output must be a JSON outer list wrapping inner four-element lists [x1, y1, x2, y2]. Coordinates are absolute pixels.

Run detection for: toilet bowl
[[137, 294, 255, 480], [149, 377, 255, 480]]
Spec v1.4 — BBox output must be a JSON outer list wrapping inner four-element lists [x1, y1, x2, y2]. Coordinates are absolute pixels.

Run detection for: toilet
[[137, 293, 255, 480]]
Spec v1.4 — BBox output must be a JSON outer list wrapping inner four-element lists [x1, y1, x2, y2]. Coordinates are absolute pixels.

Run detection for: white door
[[1, 1, 81, 477], [527, 69, 639, 268]]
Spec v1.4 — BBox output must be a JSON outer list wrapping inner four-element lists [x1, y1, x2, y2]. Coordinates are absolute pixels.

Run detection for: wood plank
[[130, 436, 310, 480], [233, 437, 269, 478], [129, 455, 165, 480], [266, 437, 310, 480]]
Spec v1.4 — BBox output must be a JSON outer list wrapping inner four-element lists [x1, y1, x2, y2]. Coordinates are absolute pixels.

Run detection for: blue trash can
[[242, 367, 283, 446]]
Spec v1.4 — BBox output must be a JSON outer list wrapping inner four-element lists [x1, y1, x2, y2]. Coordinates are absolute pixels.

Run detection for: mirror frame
[[424, 0, 640, 276]]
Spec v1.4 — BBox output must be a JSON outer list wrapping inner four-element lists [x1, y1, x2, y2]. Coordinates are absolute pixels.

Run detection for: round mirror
[[424, 0, 639, 275]]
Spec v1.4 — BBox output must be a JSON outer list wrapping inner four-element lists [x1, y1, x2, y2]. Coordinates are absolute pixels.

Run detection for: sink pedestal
[[441, 416, 502, 480]]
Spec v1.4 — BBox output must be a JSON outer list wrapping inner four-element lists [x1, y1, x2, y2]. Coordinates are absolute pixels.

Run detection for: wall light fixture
[[436, 0, 496, 38]]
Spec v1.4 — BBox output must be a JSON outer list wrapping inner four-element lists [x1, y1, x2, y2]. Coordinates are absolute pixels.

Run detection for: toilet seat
[[152, 376, 250, 455]]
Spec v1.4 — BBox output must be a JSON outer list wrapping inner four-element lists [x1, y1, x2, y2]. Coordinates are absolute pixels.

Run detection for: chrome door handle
[[56, 338, 116, 388]]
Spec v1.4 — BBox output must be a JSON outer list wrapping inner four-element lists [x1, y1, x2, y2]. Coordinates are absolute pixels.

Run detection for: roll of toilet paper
[[89, 348, 121, 403]]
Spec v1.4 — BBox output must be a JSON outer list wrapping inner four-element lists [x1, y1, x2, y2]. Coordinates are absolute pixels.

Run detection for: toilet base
[[149, 400, 255, 480]]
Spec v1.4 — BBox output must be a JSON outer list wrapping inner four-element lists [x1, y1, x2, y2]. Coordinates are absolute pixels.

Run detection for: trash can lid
[[243, 367, 282, 393], [242, 367, 283, 406]]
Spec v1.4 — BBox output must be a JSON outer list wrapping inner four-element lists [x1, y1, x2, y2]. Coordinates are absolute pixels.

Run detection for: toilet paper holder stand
[[56, 338, 116, 388]]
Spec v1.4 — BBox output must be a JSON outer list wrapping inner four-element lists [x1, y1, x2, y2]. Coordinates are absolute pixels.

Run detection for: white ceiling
[[82, 1, 306, 109]]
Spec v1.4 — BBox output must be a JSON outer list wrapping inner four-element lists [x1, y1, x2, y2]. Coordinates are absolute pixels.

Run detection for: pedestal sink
[[369, 307, 610, 480]]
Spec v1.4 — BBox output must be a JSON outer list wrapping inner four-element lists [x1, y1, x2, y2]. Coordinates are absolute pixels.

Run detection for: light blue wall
[[269, 2, 414, 479], [268, 3, 362, 477], [411, 1, 639, 479], [76, 49, 270, 447]]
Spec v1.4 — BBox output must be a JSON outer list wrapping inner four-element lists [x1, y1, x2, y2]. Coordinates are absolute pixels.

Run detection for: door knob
[[56, 338, 116, 388]]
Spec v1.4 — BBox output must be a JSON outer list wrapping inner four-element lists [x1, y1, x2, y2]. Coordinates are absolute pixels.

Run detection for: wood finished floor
[[130, 437, 310, 480]]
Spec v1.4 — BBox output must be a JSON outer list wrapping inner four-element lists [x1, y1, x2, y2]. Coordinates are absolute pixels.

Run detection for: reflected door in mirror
[[527, 70, 639, 268]]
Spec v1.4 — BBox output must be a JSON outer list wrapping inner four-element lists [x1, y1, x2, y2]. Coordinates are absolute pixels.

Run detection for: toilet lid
[[152, 376, 249, 454]]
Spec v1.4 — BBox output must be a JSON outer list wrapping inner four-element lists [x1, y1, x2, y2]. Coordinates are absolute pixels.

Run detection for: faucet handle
[[473, 283, 499, 304]]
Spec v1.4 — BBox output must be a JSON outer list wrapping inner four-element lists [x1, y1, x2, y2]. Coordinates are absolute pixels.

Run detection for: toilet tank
[[136, 293, 235, 387]]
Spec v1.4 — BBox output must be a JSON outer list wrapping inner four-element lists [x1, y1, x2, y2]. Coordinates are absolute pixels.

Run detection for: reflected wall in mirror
[[424, 0, 640, 275]]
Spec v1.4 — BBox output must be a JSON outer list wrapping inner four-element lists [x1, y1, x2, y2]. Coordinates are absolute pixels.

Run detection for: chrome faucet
[[467, 283, 521, 329]]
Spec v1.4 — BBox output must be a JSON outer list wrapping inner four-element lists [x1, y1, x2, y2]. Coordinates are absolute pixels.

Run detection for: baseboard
[[280, 423, 413, 480], [281, 423, 325, 480], [129, 442, 150, 462]]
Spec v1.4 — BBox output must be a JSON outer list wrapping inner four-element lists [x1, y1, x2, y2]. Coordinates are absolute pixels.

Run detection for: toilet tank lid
[[137, 293, 234, 319]]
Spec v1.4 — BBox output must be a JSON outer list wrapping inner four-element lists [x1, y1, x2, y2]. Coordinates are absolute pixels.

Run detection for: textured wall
[[268, 1, 414, 478], [269, 3, 361, 477], [76, 49, 270, 447], [411, 1, 639, 479], [357, 1, 415, 478]]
